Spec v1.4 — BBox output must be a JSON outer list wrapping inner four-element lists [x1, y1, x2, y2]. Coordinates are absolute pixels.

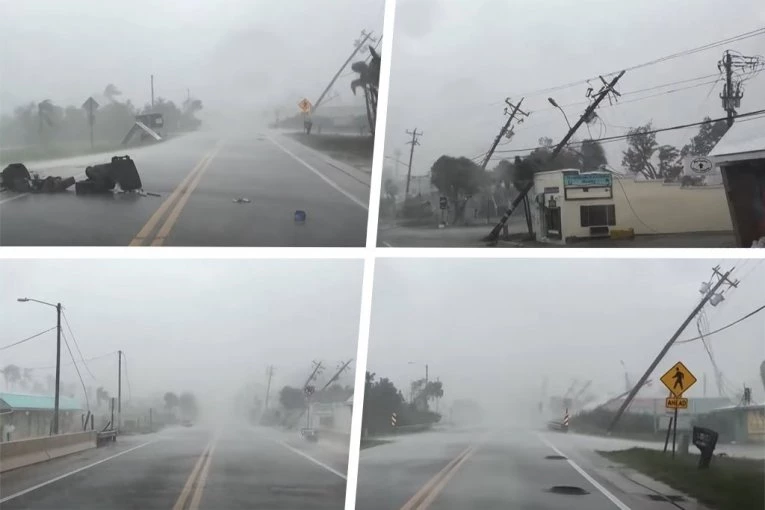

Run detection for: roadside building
[[693, 403, 765, 443], [529, 169, 732, 244], [0, 393, 84, 442], [708, 115, 765, 247], [307, 395, 353, 438]]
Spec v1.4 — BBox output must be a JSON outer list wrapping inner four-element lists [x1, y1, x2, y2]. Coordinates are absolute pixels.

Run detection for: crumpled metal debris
[[1, 163, 75, 193], [233, 197, 251, 204]]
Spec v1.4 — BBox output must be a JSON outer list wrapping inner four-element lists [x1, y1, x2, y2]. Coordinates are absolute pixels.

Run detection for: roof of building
[[708, 115, 765, 163], [0, 393, 83, 412]]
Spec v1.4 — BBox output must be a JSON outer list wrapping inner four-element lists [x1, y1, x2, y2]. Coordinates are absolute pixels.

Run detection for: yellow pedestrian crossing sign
[[298, 98, 312, 114], [660, 361, 697, 397]]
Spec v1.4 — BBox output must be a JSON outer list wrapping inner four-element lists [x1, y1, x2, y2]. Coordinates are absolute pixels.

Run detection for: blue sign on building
[[563, 173, 612, 188]]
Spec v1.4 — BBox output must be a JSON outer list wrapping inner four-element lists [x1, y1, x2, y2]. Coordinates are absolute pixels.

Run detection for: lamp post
[[548, 97, 573, 131], [17, 298, 62, 434]]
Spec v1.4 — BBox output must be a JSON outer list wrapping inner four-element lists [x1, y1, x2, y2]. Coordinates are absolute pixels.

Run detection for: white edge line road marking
[[0, 440, 156, 504], [0, 172, 86, 205], [272, 439, 347, 480], [266, 136, 368, 211], [537, 434, 632, 510]]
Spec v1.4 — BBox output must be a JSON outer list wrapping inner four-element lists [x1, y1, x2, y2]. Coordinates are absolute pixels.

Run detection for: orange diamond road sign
[[660, 361, 697, 397], [666, 396, 688, 409], [298, 98, 312, 114]]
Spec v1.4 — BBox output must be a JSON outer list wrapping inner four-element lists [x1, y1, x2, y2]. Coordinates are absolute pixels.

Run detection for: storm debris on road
[[233, 197, 251, 204], [76, 155, 142, 195], [294, 210, 307, 223], [1, 163, 75, 193]]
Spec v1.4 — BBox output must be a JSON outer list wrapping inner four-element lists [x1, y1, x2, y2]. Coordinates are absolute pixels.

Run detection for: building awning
[[709, 115, 765, 164], [0, 393, 83, 412]]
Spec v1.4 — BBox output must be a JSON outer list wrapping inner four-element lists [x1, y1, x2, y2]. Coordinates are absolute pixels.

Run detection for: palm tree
[[351, 45, 381, 136], [1, 364, 22, 390], [103, 84, 122, 102], [37, 99, 55, 144]]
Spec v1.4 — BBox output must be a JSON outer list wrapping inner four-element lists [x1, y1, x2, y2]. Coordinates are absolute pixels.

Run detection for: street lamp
[[548, 97, 573, 130], [17, 297, 62, 434]]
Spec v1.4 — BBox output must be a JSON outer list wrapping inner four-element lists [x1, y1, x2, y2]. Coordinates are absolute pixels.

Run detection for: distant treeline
[[0, 84, 203, 147]]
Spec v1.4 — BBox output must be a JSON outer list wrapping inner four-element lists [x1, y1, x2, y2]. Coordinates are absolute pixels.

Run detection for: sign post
[[661, 361, 697, 458], [82, 96, 99, 149]]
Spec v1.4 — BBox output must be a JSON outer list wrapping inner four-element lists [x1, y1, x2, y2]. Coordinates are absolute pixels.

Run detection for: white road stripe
[[271, 439, 347, 480], [266, 136, 368, 211], [537, 434, 632, 510], [0, 440, 156, 504]]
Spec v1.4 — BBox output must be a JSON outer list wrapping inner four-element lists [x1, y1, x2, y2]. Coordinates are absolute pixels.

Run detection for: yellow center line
[[172, 439, 212, 510], [128, 144, 217, 247], [417, 445, 476, 509], [188, 438, 218, 510], [149, 142, 224, 246], [399, 445, 475, 510]]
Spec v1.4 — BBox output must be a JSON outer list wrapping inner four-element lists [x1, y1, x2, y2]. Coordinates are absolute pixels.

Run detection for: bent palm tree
[[351, 46, 381, 135]]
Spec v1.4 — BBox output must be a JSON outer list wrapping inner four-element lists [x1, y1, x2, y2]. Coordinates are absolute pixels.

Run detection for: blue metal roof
[[0, 393, 83, 411]]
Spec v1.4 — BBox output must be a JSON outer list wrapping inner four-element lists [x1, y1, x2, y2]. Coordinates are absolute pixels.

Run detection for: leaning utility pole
[[319, 359, 353, 392], [313, 30, 375, 113], [303, 360, 324, 391], [480, 98, 528, 170], [485, 70, 626, 244], [150, 75, 155, 110], [264, 365, 274, 410], [405, 128, 423, 198], [608, 266, 739, 432]]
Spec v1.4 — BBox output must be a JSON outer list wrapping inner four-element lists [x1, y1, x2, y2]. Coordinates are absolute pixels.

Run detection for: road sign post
[[82, 97, 99, 149], [661, 361, 696, 458]]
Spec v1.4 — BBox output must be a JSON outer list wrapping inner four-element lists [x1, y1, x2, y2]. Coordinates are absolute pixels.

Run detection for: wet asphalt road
[[0, 131, 370, 247], [356, 427, 694, 510], [0, 426, 348, 510]]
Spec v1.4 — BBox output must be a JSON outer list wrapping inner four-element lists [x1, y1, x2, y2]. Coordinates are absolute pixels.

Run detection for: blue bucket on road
[[294, 210, 307, 223]]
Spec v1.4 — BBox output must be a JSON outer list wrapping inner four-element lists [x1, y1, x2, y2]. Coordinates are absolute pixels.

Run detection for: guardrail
[[0, 431, 97, 473]]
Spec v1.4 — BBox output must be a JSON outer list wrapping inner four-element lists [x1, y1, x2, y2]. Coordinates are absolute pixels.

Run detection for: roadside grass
[[360, 438, 392, 450], [599, 447, 764, 510], [286, 132, 373, 171], [0, 142, 126, 165]]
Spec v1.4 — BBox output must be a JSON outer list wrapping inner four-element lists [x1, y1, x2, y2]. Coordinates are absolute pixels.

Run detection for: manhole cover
[[548, 486, 590, 495], [545, 455, 567, 460], [647, 494, 686, 502]]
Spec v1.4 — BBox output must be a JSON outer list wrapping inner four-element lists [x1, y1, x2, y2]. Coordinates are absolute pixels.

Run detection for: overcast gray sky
[[1, 259, 363, 406], [369, 258, 765, 414], [384, 0, 765, 178], [0, 0, 384, 120]]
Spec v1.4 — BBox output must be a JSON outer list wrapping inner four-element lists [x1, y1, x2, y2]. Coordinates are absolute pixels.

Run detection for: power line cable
[[60, 329, 90, 411], [62, 311, 96, 381], [492, 109, 765, 156], [122, 353, 132, 402], [508, 27, 765, 99], [0, 326, 57, 351], [24, 350, 118, 371], [676, 304, 765, 344]]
